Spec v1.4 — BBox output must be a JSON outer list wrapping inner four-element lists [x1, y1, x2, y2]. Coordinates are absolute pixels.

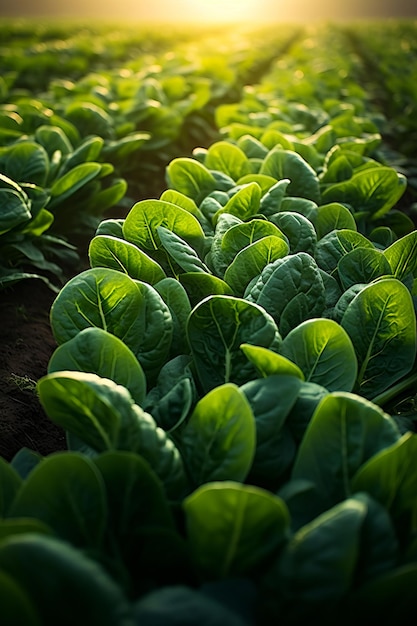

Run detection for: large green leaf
[[49, 162, 102, 207], [9, 453, 107, 550], [0, 534, 132, 626], [0, 142, 49, 186], [269, 211, 317, 255], [89, 235, 166, 283], [180, 384, 256, 486], [166, 157, 217, 203], [184, 482, 290, 579], [240, 343, 305, 380], [351, 432, 417, 522], [341, 278, 417, 399], [122, 199, 206, 257], [280, 318, 357, 392], [315, 228, 374, 277], [337, 247, 392, 290], [260, 148, 320, 202], [0, 175, 31, 235], [0, 458, 22, 518], [321, 166, 407, 220], [292, 392, 400, 513], [47, 327, 146, 405], [241, 376, 301, 486], [383, 230, 417, 280], [246, 253, 326, 337], [186, 295, 281, 392], [205, 141, 250, 181], [262, 498, 366, 621], [157, 226, 210, 274], [224, 236, 289, 296], [49, 268, 173, 380], [214, 183, 261, 222], [37, 372, 187, 499]]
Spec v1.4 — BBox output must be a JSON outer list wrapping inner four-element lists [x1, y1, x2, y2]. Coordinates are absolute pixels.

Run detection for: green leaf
[[179, 272, 233, 307], [313, 202, 357, 239], [0, 184, 31, 235], [47, 327, 146, 405], [205, 141, 250, 181], [341, 278, 417, 399], [154, 277, 192, 357], [351, 432, 417, 521], [186, 295, 281, 393], [321, 166, 407, 220], [315, 228, 374, 277], [37, 372, 187, 499], [246, 253, 326, 337], [383, 230, 417, 280], [280, 318, 357, 392], [0, 458, 22, 518], [259, 179, 290, 216], [49, 162, 102, 206], [49, 269, 173, 381], [269, 211, 317, 255], [0, 142, 49, 186], [10, 452, 107, 549], [123, 199, 205, 257], [260, 148, 320, 202], [263, 498, 365, 619], [180, 384, 256, 486], [241, 376, 301, 486], [214, 182, 261, 222], [157, 226, 210, 274], [338, 247, 392, 290], [166, 157, 217, 203], [224, 236, 289, 296], [291, 392, 400, 513], [240, 344, 305, 380], [0, 534, 132, 626], [184, 482, 290, 579], [89, 235, 166, 283]]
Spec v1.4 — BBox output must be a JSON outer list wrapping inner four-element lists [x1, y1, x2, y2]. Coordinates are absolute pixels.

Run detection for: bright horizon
[[1, 0, 417, 22]]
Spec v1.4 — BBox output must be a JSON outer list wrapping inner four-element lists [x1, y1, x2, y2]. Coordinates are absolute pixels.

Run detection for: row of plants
[[1, 21, 417, 623], [0, 22, 300, 292]]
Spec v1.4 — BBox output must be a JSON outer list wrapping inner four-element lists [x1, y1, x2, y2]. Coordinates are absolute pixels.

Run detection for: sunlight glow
[[183, 0, 260, 23]]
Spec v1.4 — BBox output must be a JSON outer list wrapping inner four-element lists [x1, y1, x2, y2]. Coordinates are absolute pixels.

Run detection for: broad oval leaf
[[89, 235, 166, 283], [246, 253, 326, 337], [0, 534, 132, 626], [49, 162, 102, 205], [338, 247, 392, 290], [186, 295, 281, 393], [280, 318, 357, 392], [180, 384, 256, 486], [269, 211, 317, 255], [9, 452, 107, 549], [214, 182, 261, 223], [47, 327, 146, 405], [321, 166, 407, 220], [260, 148, 320, 202], [314, 202, 357, 239], [166, 157, 217, 203], [224, 235, 289, 296], [122, 199, 205, 257], [179, 272, 233, 307], [184, 481, 290, 578], [315, 228, 374, 276], [341, 278, 417, 399], [157, 226, 210, 274], [292, 392, 400, 512], [205, 141, 250, 181], [37, 371, 187, 499], [383, 230, 417, 280]]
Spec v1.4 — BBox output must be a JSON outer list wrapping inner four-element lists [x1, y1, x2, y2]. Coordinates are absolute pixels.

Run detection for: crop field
[[1, 17, 417, 624]]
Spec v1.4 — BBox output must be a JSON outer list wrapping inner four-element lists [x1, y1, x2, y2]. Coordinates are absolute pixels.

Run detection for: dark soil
[[0, 280, 67, 461]]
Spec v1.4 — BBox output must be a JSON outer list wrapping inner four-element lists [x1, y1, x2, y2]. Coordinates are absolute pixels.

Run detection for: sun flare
[[184, 0, 260, 23]]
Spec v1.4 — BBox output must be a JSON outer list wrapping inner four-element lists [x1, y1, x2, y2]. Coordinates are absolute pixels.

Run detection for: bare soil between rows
[[0, 280, 66, 461]]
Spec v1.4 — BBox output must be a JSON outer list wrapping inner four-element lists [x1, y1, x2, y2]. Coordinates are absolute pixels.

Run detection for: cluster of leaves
[[2, 20, 417, 625], [0, 21, 297, 291]]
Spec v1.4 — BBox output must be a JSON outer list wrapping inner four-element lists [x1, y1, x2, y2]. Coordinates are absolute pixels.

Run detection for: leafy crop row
[[1, 21, 417, 625], [0, 22, 298, 290]]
